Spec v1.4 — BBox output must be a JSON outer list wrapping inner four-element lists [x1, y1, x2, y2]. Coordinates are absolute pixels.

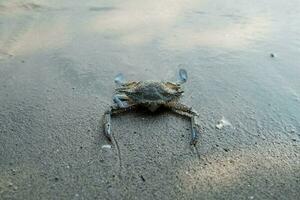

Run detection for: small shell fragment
[[101, 145, 112, 149], [216, 117, 232, 129]]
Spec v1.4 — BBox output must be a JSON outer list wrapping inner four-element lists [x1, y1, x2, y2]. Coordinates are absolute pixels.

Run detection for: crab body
[[115, 81, 183, 112], [103, 69, 200, 145]]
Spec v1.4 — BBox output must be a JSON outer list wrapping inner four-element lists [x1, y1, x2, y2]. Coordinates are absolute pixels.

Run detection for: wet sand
[[0, 0, 299, 199]]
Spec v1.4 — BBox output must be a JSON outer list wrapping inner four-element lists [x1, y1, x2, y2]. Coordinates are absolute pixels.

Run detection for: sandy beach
[[0, 0, 299, 199]]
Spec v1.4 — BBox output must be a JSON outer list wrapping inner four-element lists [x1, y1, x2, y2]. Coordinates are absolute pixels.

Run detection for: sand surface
[[0, 0, 299, 199]]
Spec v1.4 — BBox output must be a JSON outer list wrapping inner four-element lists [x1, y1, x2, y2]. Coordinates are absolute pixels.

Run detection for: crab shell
[[115, 81, 184, 112]]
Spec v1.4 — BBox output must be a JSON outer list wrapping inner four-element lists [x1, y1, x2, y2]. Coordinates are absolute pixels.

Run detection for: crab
[[103, 69, 200, 145]]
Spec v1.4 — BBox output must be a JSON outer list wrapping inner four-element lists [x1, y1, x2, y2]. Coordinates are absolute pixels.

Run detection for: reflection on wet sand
[[0, 1, 45, 15], [1, 0, 271, 56], [162, 15, 270, 49], [0, 1, 70, 56], [89, 0, 205, 45], [89, 0, 269, 49], [7, 18, 69, 56]]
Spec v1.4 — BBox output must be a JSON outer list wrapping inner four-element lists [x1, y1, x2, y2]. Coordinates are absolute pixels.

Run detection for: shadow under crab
[[103, 69, 200, 145]]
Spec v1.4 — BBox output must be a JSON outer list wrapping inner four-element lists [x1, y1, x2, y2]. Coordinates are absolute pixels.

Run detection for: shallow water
[[0, 0, 299, 199]]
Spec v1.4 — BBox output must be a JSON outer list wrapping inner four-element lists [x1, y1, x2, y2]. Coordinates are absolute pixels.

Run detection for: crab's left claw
[[178, 69, 188, 84], [114, 73, 125, 86]]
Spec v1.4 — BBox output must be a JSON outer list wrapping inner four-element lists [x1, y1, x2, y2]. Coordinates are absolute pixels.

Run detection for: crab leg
[[166, 102, 199, 116], [103, 111, 112, 141], [103, 104, 136, 142], [165, 103, 200, 145]]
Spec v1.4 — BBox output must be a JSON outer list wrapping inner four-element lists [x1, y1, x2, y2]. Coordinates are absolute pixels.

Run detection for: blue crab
[[103, 69, 200, 145]]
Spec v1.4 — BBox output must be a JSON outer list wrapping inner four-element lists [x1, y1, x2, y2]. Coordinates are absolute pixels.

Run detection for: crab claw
[[178, 69, 188, 84], [114, 73, 125, 86]]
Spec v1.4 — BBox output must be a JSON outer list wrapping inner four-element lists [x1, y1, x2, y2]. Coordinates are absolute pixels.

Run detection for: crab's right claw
[[114, 73, 125, 86], [178, 69, 188, 84]]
